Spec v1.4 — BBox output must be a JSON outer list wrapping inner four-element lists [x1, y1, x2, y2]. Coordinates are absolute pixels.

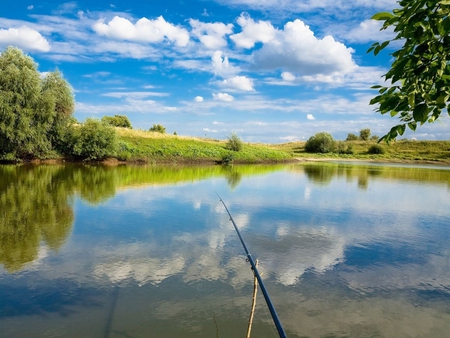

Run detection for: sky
[[0, 0, 448, 143]]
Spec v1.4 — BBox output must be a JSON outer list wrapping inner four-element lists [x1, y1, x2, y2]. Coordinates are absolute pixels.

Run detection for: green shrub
[[305, 132, 335, 153], [368, 144, 385, 154], [101, 115, 132, 128], [360, 128, 371, 141], [336, 141, 354, 154], [221, 153, 234, 164], [70, 118, 117, 160], [149, 124, 166, 133], [226, 133, 243, 152], [346, 133, 358, 141]]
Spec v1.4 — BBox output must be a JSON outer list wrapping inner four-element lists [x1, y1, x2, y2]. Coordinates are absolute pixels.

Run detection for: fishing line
[[216, 193, 287, 338]]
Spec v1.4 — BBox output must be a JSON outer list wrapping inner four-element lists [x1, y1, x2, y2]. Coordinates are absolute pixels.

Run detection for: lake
[[0, 162, 449, 338]]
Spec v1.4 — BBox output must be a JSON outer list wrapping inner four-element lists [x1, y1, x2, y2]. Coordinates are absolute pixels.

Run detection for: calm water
[[1, 162, 449, 338]]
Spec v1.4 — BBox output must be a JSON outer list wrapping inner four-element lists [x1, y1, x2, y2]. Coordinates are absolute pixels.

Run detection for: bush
[[360, 128, 371, 141], [149, 124, 166, 133], [101, 115, 132, 128], [305, 132, 335, 153], [370, 135, 380, 141], [70, 118, 117, 160], [368, 144, 385, 154], [226, 133, 243, 152], [346, 133, 358, 141], [336, 141, 354, 154]]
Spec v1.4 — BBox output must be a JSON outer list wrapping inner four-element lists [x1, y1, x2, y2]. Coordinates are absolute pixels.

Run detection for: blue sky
[[1, 0, 448, 142]]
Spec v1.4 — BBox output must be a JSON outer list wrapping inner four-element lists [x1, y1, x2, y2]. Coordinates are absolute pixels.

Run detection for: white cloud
[[253, 19, 357, 77], [211, 50, 240, 77], [27, 5, 34, 10], [221, 75, 254, 91], [281, 71, 296, 81], [102, 91, 169, 98], [307, 114, 315, 120], [93, 16, 189, 47], [279, 135, 297, 141], [0, 26, 50, 52], [203, 128, 218, 132], [344, 19, 395, 43], [213, 92, 234, 101], [194, 96, 204, 102], [189, 19, 233, 49], [214, 0, 397, 12], [230, 13, 276, 48]]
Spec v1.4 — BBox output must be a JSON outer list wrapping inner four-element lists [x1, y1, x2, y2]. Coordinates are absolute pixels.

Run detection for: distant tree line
[[305, 129, 385, 155]]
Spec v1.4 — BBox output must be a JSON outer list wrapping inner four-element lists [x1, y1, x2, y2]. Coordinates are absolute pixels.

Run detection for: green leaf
[[408, 92, 415, 108], [436, 93, 449, 107], [371, 12, 394, 20], [408, 122, 417, 131], [439, 0, 450, 5], [412, 103, 429, 123]]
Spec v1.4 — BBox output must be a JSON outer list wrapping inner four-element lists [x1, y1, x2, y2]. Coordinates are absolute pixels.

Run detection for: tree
[[226, 132, 243, 151], [101, 115, 132, 128], [70, 118, 117, 160], [305, 132, 335, 153], [41, 70, 75, 151], [346, 133, 359, 141], [359, 128, 371, 141], [0, 47, 75, 160], [0, 47, 49, 159], [149, 124, 166, 133], [369, 1, 450, 142]]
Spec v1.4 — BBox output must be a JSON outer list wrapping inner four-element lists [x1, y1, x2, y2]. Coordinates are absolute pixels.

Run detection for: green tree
[[359, 128, 371, 141], [369, 1, 450, 142], [70, 118, 117, 160], [149, 124, 166, 133], [0, 47, 75, 160], [41, 70, 75, 151], [305, 132, 335, 153], [226, 132, 243, 151], [101, 115, 132, 128], [346, 133, 359, 141], [0, 47, 49, 159]]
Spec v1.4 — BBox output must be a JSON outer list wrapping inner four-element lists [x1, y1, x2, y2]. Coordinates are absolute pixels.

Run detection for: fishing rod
[[216, 193, 287, 338]]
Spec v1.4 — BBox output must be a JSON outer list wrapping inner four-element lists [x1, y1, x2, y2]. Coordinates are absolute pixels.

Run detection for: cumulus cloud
[[253, 19, 357, 77], [0, 26, 50, 52], [213, 92, 234, 101], [194, 96, 204, 102], [307, 114, 315, 120], [93, 16, 189, 46], [281, 71, 296, 81], [189, 19, 233, 49], [230, 13, 276, 48], [211, 50, 240, 77], [221, 75, 254, 91], [344, 19, 395, 43]]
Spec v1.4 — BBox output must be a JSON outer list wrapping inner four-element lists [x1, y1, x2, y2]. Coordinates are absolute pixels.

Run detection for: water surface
[[1, 163, 449, 337]]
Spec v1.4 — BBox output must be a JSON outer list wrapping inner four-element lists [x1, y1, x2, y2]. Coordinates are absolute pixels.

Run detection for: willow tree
[[369, 0, 450, 142], [0, 47, 75, 160], [42, 70, 75, 152]]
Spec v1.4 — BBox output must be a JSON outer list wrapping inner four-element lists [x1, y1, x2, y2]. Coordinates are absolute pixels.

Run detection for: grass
[[113, 128, 450, 165], [115, 128, 293, 164], [273, 139, 450, 164]]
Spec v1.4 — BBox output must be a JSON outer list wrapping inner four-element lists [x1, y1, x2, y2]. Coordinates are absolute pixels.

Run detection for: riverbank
[[275, 139, 450, 165], [3, 128, 450, 165]]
